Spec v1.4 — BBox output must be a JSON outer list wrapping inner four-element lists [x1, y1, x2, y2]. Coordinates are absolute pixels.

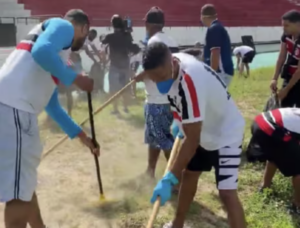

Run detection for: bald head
[[201, 4, 217, 17]]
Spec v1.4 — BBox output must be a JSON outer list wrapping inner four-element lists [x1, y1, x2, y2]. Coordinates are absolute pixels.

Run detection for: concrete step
[[0, 3, 25, 10], [0, 9, 30, 17], [0, 0, 18, 3]]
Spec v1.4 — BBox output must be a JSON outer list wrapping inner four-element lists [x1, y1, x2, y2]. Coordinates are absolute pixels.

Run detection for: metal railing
[[0, 14, 62, 25], [0, 14, 283, 25]]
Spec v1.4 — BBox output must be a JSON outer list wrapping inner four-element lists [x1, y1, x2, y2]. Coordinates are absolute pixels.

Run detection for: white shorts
[[0, 102, 42, 202], [187, 141, 242, 190]]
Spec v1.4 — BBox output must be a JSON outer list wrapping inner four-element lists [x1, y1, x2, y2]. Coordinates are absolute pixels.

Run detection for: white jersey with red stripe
[[169, 53, 245, 150], [256, 108, 300, 137], [0, 23, 71, 114]]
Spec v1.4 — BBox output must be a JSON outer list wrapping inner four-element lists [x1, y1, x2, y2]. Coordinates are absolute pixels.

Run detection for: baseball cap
[[144, 6, 165, 25]]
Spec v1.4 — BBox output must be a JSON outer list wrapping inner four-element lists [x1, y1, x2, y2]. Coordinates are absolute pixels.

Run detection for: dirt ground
[[0, 97, 171, 228], [0, 67, 298, 228], [0, 94, 229, 228]]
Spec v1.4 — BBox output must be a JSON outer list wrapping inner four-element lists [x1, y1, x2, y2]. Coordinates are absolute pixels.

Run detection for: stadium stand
[[0, 0, 30, 17], [14, 0, 300, 26]]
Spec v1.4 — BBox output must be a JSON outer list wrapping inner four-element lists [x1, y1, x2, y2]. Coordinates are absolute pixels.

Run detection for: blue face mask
[[156, 79, 174, 94]]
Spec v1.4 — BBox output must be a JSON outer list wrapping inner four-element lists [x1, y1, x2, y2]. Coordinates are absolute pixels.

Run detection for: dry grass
[[0, 67, 298, 228]]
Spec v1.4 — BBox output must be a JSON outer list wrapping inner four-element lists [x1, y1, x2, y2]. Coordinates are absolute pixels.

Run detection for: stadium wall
[[16, 24, 281, 70], [16, 24, 282, 47]]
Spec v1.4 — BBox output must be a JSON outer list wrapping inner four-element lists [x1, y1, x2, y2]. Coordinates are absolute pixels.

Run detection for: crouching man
[[252, 107, 300, 213]]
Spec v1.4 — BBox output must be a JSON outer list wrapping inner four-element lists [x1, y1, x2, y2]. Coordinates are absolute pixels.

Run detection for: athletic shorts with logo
[[187, 140, 242, 190], [0, 102, 41, 202]]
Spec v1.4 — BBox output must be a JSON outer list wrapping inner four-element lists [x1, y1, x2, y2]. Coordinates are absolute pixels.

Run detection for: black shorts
[[242, 50, 255, 64], [281, 80, 300, 108], [252, 122, 300, 177], [187, 142, 242, 190]]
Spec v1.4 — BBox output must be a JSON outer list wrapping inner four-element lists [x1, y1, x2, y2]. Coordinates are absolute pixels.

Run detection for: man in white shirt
[[142, 6, 179, 178], [59, 29, 101, 117], [89, 34, 108, 93], [69, 29, 100, 73], [0, 10, 99, 228], [252, 107, 300, 214], [130, 50, 142, 97], [143, 42, 246, 228], [233, 45, 255, 77]]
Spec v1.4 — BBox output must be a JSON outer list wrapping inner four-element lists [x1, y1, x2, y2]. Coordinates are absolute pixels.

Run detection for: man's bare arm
[[84, 45, 98, 63], [91, 44, 103, 62], [273, 43, 287, 80], [210, 48, 220, 71], [170, 121, 202, 179], [134, 70, 147, 82], [236, 55, 240, 70]]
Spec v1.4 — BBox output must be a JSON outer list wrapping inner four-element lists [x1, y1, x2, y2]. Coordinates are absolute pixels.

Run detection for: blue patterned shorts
[[144, 103, 174, 150]]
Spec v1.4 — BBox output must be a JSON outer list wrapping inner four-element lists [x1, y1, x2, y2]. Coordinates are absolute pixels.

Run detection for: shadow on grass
[[83, 174, 228, 228], [116, 173, 156, 196], [169, 195, 228, 228], [118, 111, 145, 129], [291, 215, 300, 228], [239, 140, 266, 171], [82, 195, 142, 219], [115, 95, 145, 128]]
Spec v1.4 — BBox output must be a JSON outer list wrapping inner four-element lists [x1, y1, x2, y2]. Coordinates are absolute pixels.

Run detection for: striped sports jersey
[[255, 108, 300, 142], [167, 53, 244, 150]]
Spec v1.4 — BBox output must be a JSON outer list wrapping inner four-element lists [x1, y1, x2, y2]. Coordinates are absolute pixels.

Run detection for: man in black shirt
[[102, 15, 138, 114]]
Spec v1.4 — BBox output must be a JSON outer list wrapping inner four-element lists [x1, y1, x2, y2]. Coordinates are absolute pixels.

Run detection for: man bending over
[[0, 10, 99, 228], [143, 42, 246, 228]]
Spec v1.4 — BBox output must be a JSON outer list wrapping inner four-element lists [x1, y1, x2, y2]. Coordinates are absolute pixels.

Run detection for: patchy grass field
[[0, 67, 298, 228]]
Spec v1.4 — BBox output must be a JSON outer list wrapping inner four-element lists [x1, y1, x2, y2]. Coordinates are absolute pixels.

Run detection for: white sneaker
[[162, 221, 191, 228]]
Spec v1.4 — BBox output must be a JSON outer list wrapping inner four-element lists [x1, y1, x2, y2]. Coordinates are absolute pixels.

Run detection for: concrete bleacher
[[15, 0, 300, 26], [0, 0, 299, 45], [0, 0, 30, 17]]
